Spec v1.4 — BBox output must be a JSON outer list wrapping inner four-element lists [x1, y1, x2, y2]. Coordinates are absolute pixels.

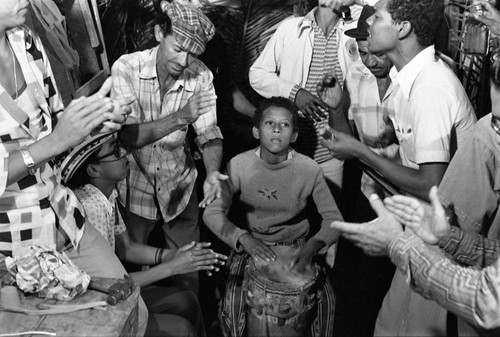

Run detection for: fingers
[[179, 241, 197, 252], [429, 185, 446, 219], [252, 245, 276, 262], [330, 220, 363, 235], [194, 82, 202, 94], [95, 76, 113, 98], [368, 194, 388, 217]]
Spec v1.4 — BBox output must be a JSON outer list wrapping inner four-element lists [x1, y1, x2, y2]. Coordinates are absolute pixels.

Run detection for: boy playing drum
[[203, 96, 343, 337]]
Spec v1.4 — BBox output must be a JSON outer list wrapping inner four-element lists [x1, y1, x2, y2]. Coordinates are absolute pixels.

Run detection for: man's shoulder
[[114, 48, 155, 69]]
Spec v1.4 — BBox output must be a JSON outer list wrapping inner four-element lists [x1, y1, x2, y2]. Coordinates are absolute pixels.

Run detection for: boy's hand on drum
[[239, 233, 276, 262], [291, 239, 325, 274]]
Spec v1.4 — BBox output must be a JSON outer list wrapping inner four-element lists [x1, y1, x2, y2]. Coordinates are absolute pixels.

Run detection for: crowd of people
[[2, 0, 500, 336]]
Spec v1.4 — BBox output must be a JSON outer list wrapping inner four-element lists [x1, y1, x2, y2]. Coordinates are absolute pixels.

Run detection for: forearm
[[202, 138, 223, 173], [390, 232, 500, 331], [439, 226, 500, 268], [330, 108, 353, 135], [128, 263, 174, 288], [118, 114, 188, 149], [356, 147, 439, 201], [7, 134, 67, 185]]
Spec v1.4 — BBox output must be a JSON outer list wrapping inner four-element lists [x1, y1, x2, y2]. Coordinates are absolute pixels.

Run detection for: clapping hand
[[384, 186, 451, 245], [180, 83, 217, 125], [330, 195, 404, 256], [198, 171, 229, 208], [165, 241, 227, 276]]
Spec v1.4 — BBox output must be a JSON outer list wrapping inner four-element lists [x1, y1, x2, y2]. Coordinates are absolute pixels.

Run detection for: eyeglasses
[[94, 141, 130, 163]]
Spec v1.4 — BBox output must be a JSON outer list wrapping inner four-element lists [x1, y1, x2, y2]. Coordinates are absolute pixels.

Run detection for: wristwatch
[[19, 144, 36, 175]]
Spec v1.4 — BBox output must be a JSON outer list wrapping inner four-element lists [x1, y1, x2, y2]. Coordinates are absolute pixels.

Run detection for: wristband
[[19, 144, 36, 175]]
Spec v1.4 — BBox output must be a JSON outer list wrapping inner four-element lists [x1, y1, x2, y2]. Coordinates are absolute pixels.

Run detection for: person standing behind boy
[[320, 0, 476, 335], [249, 0, 361, 201], [62, 132, 227, 337], [203, 97, 343, 337], [343, 4, 398, 198], [111, 1, 226, 295]]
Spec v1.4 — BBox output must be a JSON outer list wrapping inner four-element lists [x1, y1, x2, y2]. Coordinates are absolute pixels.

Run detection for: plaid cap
[[163, 1, 215, 55]]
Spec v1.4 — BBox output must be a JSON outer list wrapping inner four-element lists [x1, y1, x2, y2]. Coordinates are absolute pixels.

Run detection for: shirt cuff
[[438, 226, 462, 255], [289, 85, 302, 103], [388, 231, 422, 270], [195, 125, 223, 148]]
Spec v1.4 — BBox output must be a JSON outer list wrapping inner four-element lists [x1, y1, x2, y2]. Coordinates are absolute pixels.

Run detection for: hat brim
[[59, 132, 115, 184], [345, 28, 369, 39]]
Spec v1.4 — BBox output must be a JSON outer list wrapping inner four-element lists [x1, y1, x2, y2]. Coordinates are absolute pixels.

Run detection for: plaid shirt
[[0, 26, 85, 257], [111, 47, 222, 221], [390, 232, 500, 333]]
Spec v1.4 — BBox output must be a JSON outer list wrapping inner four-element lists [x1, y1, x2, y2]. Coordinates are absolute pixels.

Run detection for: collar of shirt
[[81, 184, 117, 217], [137, 46, 199, 94], [254, 147, 295, 159], [389, 45, 436, 100], [298, 7, 346, 38]]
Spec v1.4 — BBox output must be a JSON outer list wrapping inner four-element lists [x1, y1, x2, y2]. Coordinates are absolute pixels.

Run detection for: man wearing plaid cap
[[111, 0, 225, 295]]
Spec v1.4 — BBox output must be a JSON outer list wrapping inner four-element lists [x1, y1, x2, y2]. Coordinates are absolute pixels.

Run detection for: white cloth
[[375, 45, 477, 337], [388, 45, 476, 169], [248, 12, 360, 100]]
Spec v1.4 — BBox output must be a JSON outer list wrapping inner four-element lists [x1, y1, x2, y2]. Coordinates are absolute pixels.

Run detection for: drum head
[[251, 245, 315, 287]]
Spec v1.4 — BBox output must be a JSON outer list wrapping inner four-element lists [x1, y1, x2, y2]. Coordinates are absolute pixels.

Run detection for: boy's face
[[252, 106, 298, 161], [93, 138, 130, 183]]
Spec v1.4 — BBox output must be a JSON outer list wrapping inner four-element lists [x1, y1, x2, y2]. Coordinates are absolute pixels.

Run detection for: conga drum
[[243, 245, 321, 337]]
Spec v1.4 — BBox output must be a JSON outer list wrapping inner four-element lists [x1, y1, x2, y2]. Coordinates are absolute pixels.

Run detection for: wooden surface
[[0, 269, 139, 337]]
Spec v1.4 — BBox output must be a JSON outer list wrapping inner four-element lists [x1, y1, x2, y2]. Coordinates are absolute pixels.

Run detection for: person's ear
[[291, 131, 298, 143], [398, 21, 413, 41], [86, 163, 102, 179], [154, 24, 165, 43], [252, 126, 260, 140]]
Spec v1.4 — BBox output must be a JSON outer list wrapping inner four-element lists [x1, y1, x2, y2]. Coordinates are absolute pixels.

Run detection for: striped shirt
[[389, 231, 500, 333], [111, 46, 222, 221], [293, 9, 345, 163], [0, 26, 85, 257]]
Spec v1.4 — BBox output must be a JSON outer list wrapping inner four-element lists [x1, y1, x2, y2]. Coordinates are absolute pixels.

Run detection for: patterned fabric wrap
[[5, 245, 90, 301], [219, 248, 335, 337], [163, 1, 215, 55]]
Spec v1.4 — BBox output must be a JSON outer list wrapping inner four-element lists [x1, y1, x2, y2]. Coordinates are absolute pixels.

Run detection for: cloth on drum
[[218, 249, 335, 337]]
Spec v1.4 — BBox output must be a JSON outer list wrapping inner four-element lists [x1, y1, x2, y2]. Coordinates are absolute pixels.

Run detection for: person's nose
[[178, 52, 189, 68], [365, 55, 377, 68], [366, 14, 374, 27], [272, 124, 282, 133]]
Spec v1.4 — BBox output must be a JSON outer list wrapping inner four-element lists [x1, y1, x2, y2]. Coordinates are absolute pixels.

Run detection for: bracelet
[[155, 248, 165, 265], [19, 144, 36, 175]]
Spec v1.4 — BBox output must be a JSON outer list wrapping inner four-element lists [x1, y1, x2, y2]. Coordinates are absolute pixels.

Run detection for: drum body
[[243, 245, 321, 337]]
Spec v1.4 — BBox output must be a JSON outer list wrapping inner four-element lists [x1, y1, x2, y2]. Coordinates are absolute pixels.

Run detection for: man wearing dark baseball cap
[[111, 0, 226, 296]]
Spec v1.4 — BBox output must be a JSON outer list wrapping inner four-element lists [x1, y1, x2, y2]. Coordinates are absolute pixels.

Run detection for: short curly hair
[[386, 0, 444, 47], [253, 97, 299, 132]]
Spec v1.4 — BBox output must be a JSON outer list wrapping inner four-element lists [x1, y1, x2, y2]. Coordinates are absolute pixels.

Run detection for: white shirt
[[389, 45, 476, 169]]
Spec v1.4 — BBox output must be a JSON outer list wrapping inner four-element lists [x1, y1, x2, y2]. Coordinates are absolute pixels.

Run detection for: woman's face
[[0, 0, 29, 31]]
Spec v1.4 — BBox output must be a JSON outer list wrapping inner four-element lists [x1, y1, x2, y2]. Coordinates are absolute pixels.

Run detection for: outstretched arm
[[320, 130, 447, 201]]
